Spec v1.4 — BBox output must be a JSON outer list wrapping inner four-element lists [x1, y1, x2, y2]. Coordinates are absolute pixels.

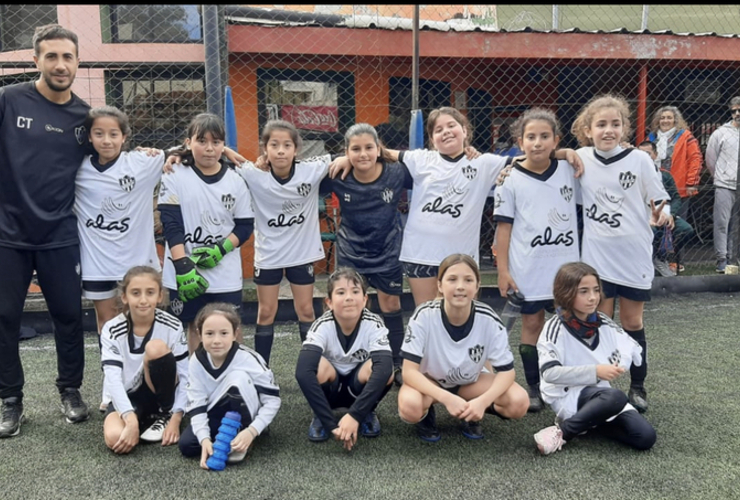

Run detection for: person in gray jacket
[[706, 96, 740, 273]]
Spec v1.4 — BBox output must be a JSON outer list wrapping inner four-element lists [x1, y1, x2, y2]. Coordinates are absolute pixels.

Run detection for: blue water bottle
[[206, 411, 242, 471]]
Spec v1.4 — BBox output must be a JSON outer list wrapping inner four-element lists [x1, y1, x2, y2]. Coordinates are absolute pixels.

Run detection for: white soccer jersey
[[537, 313, 643, 413], [493, 160, 581, 301], [236, 156, 330, 269], [401, 300, 514, 388], [74, 151, 163, 280], [303, 309, 391, 376], [186, 343, 281, 443], [578, 147, 669, 289], [158, 164, 254, 293], [399, 150, 507, 265], [101, 309, 189, 416]]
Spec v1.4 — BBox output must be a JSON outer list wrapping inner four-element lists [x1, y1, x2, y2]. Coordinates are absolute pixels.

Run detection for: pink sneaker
[[534, 425, 566, 455]]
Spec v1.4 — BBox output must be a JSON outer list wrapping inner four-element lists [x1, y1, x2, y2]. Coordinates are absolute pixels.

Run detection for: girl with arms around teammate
[[101, 266, 189, 454], [295, 267, 394, 450], [493, 109, 580, 412], [180, 303, 280, 468], [236, 120, 332, 364], [572, 95, 672, 413], [158, 113, 255, 353], [322, 123, 412, 384], [533, 262, 656, 455], [398, 254, 528, 442]]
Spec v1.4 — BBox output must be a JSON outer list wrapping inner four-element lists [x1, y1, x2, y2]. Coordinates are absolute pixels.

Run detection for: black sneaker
[[527, 384, 543, 413], [628, 387, 648, 413], [416, 406, 441, 443], [60, 388, 90, 424], [460, 420, 484, 440], [307, 416, 329, 442], [0, 397, 24, 438], [393, 365, 403, 387], [360, 411, 381, 438]]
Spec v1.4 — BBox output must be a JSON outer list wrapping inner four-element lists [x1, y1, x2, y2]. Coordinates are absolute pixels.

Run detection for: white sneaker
[[653, 257, 675, 277], [534, 425, 566, 455], [140, 412, 171, 442], [227, 448, 247, 463]]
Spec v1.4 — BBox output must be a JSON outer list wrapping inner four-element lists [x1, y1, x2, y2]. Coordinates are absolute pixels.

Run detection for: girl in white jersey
[[398, 254, 528, 443], [236, 120, 331, 365], [180, 302, 280, 468], [533, 262, 656, 455], [295, 267, 394, 450], [494, 108, 581, 414], [101, 266, 189, 454], [571, 95, 673, 414], [158, 113, 255, 353]]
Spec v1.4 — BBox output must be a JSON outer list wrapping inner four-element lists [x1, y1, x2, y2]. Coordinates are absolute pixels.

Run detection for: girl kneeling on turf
[[398, 254, 528, 442], [101, 266, 189, 454], [180, 303, 281, 469], [295, 267, 394, 451], [533, 262, 657, 455]]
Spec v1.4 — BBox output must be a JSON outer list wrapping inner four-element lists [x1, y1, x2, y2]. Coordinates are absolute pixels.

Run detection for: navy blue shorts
[[363, 265, 404, 296], [520, 299, 555, 315], [402, 262, 439, 279], [323, 362, 366, 409], [601, 280, 651, 302], [253, 263, 315, 286]]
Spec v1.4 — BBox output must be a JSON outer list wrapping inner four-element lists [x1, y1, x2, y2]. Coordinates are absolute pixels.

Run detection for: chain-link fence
[[3, 5, 740, 279]]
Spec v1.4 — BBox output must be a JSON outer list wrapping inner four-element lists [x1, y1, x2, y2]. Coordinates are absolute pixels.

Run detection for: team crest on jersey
[[297, 183, 311, 197], [619, 171, 636, 190], [608, 349, 621, 366], [462, 164, 477, 180], [351, 348, 369, 362], [119, 175, 136, 192], [75, 126, 86, 145], [222, 193, 235, 211], [560, 185, 573, 202], [468, 344, 485, 363], [170, 298, 184, 317], [381, 188, 394, 204]]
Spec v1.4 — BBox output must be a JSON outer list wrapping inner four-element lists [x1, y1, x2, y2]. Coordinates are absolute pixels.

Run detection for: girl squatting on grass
[[295, 267, 394, 451], [398, 254, 528, 443], [533, 262, 657, 455], [236, 120, 332, 365], [74, 106, 165, 411], [158, 113, 255, 354], [101, 266, 189, 454], [572, 95, 673, 413], [180, 303, 280, 469], [493, 108, 581, 413], [321, 123, 413, 386]]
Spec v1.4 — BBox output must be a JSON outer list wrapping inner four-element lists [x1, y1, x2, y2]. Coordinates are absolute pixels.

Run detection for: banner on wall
[[281, 105, 339, 132]]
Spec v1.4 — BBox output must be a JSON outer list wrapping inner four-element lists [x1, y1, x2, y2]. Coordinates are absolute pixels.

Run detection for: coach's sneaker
[[653, 257, 675, 277], [716, 258, 728, 274], [534, 425, 566, 455], [460, 420, 484, 440], [628, 387, 648, 413], [307, 415, 329, 442], [60, 388, 89, 424], [416, 406, 441, 443], [527, 384, 544, 413], [140, 412, 172, 442], [360, 411, 381, 438], [0, 397, 24, 438]]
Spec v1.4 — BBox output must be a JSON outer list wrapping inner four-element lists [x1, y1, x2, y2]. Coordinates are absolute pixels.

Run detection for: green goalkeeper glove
[[172, 256, 209, 302], [191, 238, 235, 269]]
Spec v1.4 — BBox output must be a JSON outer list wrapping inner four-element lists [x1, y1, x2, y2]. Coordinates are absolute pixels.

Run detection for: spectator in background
[[647, 106, 703, 222], [706, 97, 740, 273], [493, 123, 523, 158]]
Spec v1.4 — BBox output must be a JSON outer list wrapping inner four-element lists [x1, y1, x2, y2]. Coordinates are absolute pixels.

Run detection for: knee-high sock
[[299, 321, 312, 342], [624, 328, 647, 388], [519, 344, 540, 388], [382, 309, 404, 366], [255, 323, 274, 366], [148, 352, 177, 412]]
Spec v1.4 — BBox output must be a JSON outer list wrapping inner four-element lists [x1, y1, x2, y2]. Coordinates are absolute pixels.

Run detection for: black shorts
[[105, 383, 159, 431], [363, 265, 404, 296], [168, 290, 242, 324], [401, 262, 439, 279], [601, 280, 651, 302], [520, 299, 555, 315], [323, 363, 366, 409], [82, 280, 119, 300], [253, 263, 315, 286]]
